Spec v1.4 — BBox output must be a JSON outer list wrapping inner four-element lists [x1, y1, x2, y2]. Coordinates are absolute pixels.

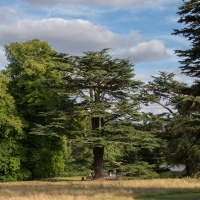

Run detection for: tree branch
[[155, 101, 174, 114]]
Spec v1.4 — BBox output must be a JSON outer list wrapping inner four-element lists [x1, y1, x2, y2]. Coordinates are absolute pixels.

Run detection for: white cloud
[[114, 31, 169, 63], [115, 31, 169, 63], [0, 17, 172, 73], [134, 73, 151, 83], [0, 18, 123, 55], [0, 18, 169, 64], [122, 31, 146, 47], [116, 38, 169, 63]]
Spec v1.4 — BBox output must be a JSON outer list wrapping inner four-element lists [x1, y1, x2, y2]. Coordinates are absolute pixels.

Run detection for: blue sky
[[0, 0, 194, 87]]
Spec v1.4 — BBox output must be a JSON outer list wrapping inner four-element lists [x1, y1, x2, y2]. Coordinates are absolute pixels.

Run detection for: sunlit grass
[[0, 179, 200, 200], [45, 176, 83, 181]]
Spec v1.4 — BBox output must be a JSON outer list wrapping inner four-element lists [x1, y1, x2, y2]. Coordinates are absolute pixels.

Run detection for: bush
[[120, 162, 159, 179]]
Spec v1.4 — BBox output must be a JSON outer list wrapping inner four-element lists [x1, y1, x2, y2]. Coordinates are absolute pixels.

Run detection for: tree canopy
[[44, 49, 159, 178], [172, 0, 200, 77], [2, 17, 200, 180], [0, 72, 24, 181]]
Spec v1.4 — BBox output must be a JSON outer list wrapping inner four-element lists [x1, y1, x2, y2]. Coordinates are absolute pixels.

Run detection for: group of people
[[86, 170, 109, 179], [86, 172, 95, 179]]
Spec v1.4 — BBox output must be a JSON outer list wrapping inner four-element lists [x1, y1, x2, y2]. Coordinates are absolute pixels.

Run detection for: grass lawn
[[0, 178, 200, 200], [45, 176, 84, 181], [140, 193, 200, 200]]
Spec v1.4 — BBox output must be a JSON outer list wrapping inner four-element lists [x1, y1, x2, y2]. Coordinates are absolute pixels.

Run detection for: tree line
[[0, 0, 200, 181]]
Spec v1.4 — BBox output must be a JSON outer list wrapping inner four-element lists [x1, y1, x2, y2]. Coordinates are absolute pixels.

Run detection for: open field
[[1, 179, 200, 200], [141, 193, 200, 200]]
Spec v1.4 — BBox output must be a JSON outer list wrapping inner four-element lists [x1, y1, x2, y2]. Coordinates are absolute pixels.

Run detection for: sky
[[0, 0, 195, 113]]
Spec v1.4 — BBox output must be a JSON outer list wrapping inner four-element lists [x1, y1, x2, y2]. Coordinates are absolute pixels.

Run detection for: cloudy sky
[[0, 0, 193, 85]]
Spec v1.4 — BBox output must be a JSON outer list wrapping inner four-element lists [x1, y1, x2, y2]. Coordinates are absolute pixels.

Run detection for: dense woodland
[[0, 0, 200, 181]]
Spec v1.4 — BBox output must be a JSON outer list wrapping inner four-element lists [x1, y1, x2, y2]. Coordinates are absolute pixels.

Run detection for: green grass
[[140, 193, 200, 200], [0, 179, 200, 200], [159, 171, 184, 178]]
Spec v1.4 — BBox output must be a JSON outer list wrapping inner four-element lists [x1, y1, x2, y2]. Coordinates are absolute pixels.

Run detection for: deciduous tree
[[0, 73, 23, 181], [4, 39, 70, 178]]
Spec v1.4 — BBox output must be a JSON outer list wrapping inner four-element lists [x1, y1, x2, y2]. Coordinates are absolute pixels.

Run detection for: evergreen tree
[[172, 0, 200, 77], [118, 111, 168, 178], [57, 49, 158, 179], [141, 71, 187, 114], [171, 0, 200, 176], [162, 113, 200, 177], [166, 80, 200, 177], [145, 72, 200, 177]]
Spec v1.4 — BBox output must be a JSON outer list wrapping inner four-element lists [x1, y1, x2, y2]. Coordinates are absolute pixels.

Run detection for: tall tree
[[172, 0, 200, 77], [163, 113, 200, 177], [0, 72, 23, 181], [3, 39, 70, 178], [145, 72, 200, 177], [171, 0, 200, 176], [57, 49, 157, 179]]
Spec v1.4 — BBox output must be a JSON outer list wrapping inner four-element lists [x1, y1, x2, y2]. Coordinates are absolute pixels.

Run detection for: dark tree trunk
[[185, 162, 195, 177], [91, 87, 104, 179], [93, 146, 104, 179], [91, 117, 104, 179]]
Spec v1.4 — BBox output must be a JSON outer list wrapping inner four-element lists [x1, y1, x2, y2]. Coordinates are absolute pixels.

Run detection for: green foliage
[[0, 73, 22, 137], [3, 39, 71, 179], [28, 48, 160, 179], [58, 49, 159, 178], [0, 73, 24, 181], [145, 72, 200, 177], [172, 0, 200, 77], [141, 72, 187, 114], [120, 162, 159, 179], [163, 113, 200, 177], [65, 145, 93, 175], [0, 139, 20, 181], [116, 132, 160, 179], [168, 1, 200, 176], [27, 136, 69, 178], [4, 39, 61, 116], [3, 39, 189, 180]]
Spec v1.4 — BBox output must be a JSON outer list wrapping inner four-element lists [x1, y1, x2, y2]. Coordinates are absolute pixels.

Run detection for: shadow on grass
[[140, 193, 200, 200], [0, 180, 200, 199]]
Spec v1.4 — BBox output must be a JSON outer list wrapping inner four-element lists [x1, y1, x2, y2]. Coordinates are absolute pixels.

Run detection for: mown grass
[[0, 179, 200, 200], [141, 193, 200, 200], [45, 176, 83, 181]]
